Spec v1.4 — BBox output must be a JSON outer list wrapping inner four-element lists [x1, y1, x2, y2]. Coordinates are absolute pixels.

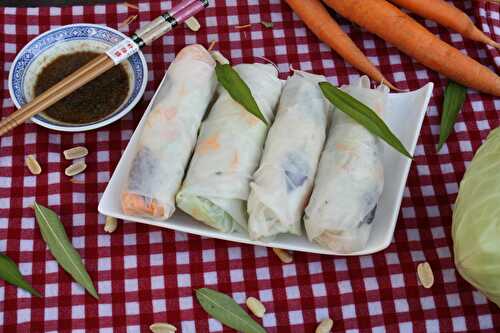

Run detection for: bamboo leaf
[[437, 81, 467, 152], [0, 253, 41, 297], [319, 82, 412, 159], [215, 63, 268, 125], [196, 288, 267, 333], [33, 202, 98, 299]]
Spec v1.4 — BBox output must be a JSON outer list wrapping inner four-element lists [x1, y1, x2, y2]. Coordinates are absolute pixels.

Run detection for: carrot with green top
[[284, 0, 399, 90], [323, 0, 500, 96], [389, 0, 499, 49]]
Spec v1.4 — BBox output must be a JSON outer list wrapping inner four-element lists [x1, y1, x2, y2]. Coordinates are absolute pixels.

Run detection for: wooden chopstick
[[2, 54, 112, 124], [5, 55, 105, 122], [0, 0, 210, 136], [0, 55, 114, 135]]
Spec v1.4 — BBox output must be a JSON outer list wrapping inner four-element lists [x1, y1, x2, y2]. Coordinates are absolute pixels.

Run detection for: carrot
[[389, 0, 500, 49], [284, 0, 399, 91], [121, 192, 164, 218], [323, 0, 500, 96]]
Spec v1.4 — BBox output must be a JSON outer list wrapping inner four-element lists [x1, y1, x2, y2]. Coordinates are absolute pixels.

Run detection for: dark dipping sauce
[[34, 51, 130, 124]]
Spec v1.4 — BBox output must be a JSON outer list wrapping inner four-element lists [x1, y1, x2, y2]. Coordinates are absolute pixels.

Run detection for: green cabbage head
[[453, 127, 500, 308]]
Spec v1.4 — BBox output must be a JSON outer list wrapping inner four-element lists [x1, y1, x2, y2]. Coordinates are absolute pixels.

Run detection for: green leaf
[[260, 21, 273, 29], [319, 82, 412, 159], [437, 81, 467, 152], [195, 288, 267, 333], [0, 253, 41, 297], [215, 63, 268, 125], [33, 202, 98, 299]]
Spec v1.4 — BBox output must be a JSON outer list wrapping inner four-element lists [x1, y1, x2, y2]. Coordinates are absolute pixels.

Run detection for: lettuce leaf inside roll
[[176, 193, 244, 233]]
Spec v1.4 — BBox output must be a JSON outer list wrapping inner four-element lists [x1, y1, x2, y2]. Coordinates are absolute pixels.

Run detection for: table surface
[[0, 1, 499, 332], [0, 1, 119, 6]]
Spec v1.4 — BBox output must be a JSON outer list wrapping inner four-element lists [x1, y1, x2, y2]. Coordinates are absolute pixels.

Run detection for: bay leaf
[[319, 82, 412, 159], [437, 81, 467, 152], [215, 63, 268, 125], [0, 253, 41, 297], [196, 288, 267, 333], [33, 202, 98, 299]]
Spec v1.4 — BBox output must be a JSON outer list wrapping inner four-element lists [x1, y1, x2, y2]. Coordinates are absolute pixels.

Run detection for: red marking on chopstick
[[172, 0, 208, 25]]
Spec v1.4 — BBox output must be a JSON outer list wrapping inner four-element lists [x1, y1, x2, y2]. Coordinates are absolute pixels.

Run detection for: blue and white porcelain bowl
[[8, 23, 148, 132]]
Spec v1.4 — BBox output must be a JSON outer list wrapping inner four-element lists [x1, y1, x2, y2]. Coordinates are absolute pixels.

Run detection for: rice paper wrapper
[[247, 70, 330, 240], [122, 44, 217, 220], [177, 63, 282, 232], [304, 76, 389, 253]]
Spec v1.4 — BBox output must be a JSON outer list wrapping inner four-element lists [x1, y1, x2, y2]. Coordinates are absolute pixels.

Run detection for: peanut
[[246, 296, 266, 318], [417, 262, 434, 288]]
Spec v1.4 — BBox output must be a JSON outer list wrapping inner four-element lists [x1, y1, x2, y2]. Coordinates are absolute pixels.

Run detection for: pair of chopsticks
[[0, 0, 209, 137]]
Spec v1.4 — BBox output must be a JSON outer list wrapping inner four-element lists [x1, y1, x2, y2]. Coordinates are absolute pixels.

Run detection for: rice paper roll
[[304, 76, 389, 253], [176, 63, 282, 232], [121, 44, 217, 219], [247, 71, 330, 240]]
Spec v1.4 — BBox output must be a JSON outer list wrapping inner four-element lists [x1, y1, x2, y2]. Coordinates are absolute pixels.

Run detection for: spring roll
[[176, 63, 282, 232], [247, 71, 331, 240], [121, 44, 217, 220], [304, 76, 389, 253]]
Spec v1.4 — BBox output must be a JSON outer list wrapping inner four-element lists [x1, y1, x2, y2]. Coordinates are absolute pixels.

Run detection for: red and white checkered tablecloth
[[0, 0, 499, 332]]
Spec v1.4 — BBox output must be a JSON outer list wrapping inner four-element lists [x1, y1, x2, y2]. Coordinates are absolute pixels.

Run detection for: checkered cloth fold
[[0, 1, 499, 332]]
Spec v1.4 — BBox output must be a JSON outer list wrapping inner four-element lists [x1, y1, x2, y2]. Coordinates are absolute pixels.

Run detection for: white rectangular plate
[[98, 79, 433, 256]]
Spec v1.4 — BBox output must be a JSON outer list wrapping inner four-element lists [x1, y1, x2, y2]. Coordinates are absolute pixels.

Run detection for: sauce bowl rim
[[8, 23, 148, 132]]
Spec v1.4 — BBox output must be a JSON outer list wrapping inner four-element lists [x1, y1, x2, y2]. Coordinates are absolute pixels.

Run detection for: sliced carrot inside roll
[[121, 192, 165, 218]]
